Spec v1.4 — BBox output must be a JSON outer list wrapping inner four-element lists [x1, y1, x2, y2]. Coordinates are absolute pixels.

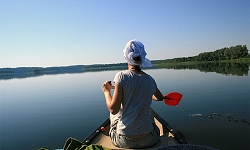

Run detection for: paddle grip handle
[[108, 81, 115, 89]]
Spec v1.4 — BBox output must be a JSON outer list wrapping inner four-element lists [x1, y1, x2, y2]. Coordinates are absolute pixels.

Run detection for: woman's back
[[114, 70, 157, 136]]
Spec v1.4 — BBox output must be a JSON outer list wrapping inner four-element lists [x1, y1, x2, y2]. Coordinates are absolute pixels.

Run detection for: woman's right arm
[[102, 81, 122, 115], [152, 88, 163, 101]]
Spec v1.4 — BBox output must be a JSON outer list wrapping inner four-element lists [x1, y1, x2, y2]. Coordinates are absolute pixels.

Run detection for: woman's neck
[[128, 64, 143, 74]]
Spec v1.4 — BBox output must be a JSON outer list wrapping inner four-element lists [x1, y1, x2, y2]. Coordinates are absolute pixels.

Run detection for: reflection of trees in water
[[159, 62, 249, 76], [0, 62, 249, 80], [197, 62, 249, 76]]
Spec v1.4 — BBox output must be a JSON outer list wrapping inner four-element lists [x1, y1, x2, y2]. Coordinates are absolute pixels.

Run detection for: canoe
[[82, 108, 188, 149]]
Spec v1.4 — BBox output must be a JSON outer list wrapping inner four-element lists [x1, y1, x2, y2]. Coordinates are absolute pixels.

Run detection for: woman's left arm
[[152, 87, 163, 101], [102, 81, 122, 115]]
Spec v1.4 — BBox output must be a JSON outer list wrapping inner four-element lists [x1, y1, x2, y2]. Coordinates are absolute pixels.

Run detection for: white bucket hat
[[123, 40, 152, 68]]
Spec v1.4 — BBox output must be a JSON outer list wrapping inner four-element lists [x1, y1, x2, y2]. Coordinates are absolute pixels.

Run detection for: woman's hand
[[101, 80, 113, 93], [101, 81, 122, 115]]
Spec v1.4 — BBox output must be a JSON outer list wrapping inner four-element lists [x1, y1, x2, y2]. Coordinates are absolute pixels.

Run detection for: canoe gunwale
[[149, 108, 188, 144], [82, 118, 110, 145], [82, 108, 188, 145]]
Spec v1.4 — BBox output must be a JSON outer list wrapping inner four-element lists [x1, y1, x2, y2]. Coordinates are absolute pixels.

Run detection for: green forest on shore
[[1, 45, 249, 80]]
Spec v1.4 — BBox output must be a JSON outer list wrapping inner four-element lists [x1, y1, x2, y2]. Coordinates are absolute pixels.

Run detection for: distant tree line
[[1, 45, 249, 80], [172, 45, 249, 62]]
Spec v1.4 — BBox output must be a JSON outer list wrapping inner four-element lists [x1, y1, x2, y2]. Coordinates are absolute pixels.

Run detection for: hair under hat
[[123, 40, 152, 68]]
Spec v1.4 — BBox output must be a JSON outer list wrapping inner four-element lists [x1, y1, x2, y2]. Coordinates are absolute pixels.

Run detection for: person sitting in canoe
[[101, 39, 164, 149]]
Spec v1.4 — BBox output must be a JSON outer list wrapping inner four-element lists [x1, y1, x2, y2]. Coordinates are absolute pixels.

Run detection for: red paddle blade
[[164, 92, 182, 106]]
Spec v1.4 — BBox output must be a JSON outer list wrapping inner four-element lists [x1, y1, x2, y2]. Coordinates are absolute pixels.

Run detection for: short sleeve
[[113, 71, 124, 86]]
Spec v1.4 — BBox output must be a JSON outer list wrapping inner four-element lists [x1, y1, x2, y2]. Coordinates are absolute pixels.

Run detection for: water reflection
[[0, 62, 249, 80], [153, 62, 249, 76], [1, 69, 249, 150]]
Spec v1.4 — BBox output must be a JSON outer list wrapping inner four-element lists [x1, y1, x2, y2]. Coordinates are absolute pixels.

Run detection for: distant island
[[1, 45, 249, 80]]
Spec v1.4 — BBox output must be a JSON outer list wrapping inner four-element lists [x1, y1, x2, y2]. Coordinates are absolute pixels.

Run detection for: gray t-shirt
[[113, 70, 157, 135]]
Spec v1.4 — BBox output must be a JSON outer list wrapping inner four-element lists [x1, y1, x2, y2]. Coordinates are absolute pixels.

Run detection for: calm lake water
[[0, 69, 249, 150]]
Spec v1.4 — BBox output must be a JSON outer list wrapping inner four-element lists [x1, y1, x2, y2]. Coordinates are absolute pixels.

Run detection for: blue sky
[[1, 0, 249, 68]]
